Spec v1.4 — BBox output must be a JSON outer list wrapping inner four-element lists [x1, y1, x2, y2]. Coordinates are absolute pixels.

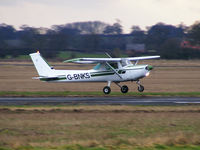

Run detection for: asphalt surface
[[0, 97, 200, 106]]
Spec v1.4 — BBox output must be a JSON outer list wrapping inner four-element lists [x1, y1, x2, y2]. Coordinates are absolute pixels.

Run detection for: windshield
[[121, 59, 132, 67]]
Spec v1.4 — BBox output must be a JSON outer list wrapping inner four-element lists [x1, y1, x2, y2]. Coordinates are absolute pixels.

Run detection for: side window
[[93, 63, 101, 70], [105, 63, 118, 70], [122, 70, 126, 74], [118, 70, 126, 74], [110, 63, 118, 69]]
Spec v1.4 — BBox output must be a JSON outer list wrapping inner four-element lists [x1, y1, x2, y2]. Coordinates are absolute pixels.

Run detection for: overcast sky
[[0, 0, 200, 33]]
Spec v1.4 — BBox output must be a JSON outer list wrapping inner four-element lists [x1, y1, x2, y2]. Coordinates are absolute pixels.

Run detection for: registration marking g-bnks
[[66, 72, 90, 80]]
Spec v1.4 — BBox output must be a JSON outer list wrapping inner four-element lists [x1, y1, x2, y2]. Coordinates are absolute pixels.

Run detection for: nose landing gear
[[136, 80, 144, 92]]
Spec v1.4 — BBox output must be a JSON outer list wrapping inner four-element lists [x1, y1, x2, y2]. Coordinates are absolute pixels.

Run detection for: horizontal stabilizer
[[32, 76, 57, 79], [32, 76, 66, 81]]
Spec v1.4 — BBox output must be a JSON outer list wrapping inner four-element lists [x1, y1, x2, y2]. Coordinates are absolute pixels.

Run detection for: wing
[[127, 56, 160, 61], [63, 58, 121, 64], [64, 56, 160, 64]]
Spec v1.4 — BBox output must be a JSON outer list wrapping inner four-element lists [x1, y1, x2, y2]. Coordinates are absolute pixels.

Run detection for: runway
[[0, 97, 200, 106]]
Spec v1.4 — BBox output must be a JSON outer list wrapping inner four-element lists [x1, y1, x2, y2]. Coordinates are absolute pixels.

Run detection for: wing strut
[[105, 52, 112, 58], [106, 62, 123, 79], [134, 60, 139, 65]]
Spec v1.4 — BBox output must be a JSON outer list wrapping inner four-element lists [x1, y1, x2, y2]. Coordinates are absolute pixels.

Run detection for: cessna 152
[[30, 52, 160, 94]]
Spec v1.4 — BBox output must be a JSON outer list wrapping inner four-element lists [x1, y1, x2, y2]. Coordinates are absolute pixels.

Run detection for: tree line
[[0, 20, 200, 59]]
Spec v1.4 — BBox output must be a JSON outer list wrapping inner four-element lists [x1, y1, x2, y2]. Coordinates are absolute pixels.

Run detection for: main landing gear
[[115, 82, 129, 94], [103, 86, 111, 94], [103, 81, 111, 94], [103, 80, 144, 94]]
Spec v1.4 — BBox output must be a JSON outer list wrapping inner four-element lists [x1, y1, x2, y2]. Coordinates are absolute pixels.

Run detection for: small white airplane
[[30, 51, 160, 94]]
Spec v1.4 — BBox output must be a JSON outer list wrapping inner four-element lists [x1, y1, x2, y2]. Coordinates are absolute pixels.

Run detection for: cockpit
[[93, 59, 133, 71], [93, 62, 119, 71]]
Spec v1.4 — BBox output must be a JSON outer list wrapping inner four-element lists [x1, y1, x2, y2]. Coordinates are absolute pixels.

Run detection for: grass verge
[[0, 106, 200, 150], [1, 106, 200, 150], [1, 144, 200, 150], [1, 105, 200, 112], [0, 91, 200, 97]]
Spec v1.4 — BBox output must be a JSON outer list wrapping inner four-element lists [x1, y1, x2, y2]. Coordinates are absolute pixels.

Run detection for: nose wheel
[[138, 85, 144, 92], [136, 80, 144, 92]]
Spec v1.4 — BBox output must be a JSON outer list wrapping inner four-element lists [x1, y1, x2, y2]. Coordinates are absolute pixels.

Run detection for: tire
[[138, 85, 144, 92], [103, 86, 111, 94], [121, 85, 129, 93]]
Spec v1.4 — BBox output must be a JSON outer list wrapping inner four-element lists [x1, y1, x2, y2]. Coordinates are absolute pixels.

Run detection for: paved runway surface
[[0, 97, 200, 105]]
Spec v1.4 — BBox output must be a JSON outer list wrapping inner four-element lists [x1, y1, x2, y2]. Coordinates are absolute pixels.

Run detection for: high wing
[[127, 56, 160, 61], [64, 56, 160, 64], [64, 58, 121, 63]]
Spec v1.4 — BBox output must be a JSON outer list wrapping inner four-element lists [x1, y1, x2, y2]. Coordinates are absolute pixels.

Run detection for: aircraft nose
[[145, 65, 153, 71]]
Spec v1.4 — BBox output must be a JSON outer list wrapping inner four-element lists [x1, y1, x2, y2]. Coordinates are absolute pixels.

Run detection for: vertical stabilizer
[[29, 52, 53, 77]]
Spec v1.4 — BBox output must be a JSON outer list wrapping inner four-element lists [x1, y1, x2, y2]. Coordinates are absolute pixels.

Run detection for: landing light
[[145, 72, 150, 77]]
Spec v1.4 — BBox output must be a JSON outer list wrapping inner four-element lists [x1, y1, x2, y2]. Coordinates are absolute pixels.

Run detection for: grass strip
[[1, 105, 200, 113], [1, 105, 200, 150], [0, 91, 200, 97], [1, 144, 200, 150]]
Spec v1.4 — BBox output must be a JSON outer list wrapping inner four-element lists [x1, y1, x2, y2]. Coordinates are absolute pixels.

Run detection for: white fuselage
[[45, 64, 149, 83]]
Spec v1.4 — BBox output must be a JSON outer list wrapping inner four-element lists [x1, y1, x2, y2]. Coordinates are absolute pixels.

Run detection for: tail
[[29, 52, 53, 77]]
